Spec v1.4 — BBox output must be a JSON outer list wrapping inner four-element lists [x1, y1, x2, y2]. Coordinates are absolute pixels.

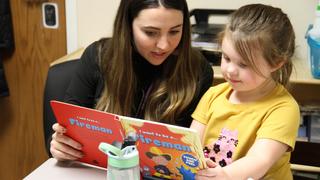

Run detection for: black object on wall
[[0, 0, 15, 50], [0, 57, 9, 97], [0, 0, 15, 97]]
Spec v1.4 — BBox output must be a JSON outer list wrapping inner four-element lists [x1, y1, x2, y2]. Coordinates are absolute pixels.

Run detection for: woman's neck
[[229, 78, 277, 104]]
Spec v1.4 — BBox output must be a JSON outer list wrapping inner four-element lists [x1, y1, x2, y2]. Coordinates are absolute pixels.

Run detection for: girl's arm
[[197, 139, 288, 179], [225, 139, 288, 178], [190, 120, 206, 144]]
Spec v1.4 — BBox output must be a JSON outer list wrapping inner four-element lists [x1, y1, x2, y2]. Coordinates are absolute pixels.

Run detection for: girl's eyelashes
[[222, 52, 248, 68], [238, 62, 248, 68], [222, 53, 230, 62]]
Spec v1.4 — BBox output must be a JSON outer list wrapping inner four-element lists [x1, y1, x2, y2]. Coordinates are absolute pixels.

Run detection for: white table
[[24, 158, 107, 180]]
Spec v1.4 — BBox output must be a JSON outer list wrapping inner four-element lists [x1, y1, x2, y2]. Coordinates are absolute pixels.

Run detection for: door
[[0, 0, 66, 179]]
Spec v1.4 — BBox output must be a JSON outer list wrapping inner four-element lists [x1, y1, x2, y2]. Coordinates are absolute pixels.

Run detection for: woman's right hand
[[50, 123, 84, 161]]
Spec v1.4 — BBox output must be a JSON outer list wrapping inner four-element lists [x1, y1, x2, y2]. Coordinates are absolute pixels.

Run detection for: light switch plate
[[42, 2, 59, 29]]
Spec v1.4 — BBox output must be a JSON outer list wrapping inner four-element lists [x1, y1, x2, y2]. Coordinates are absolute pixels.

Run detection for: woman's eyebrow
[[171, 24, 183, 29], [142, 24, 183, 30], [142, 26, 159, 30]]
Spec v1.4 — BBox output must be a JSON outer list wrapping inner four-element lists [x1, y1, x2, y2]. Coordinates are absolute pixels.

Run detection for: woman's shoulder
[[190, 48, 214, 81], [84, 38, 110, 55], [81, 38, 111, 64]]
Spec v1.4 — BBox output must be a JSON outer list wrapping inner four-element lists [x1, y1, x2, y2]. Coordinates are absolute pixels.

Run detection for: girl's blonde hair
[[219, 4, 295, 86]]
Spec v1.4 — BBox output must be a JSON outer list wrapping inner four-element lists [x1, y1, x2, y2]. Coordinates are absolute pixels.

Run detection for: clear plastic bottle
[[99, 143, 140, 180]]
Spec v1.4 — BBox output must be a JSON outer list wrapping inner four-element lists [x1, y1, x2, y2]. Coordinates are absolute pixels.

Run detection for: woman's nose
[[156, 36, 169, 51]]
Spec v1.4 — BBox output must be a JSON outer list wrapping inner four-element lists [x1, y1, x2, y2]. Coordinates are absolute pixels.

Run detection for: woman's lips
[[151, 52, 166, 58]]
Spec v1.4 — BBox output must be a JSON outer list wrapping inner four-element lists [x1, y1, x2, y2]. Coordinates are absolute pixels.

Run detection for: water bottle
[[309, 8, 320, 40], [99, 142, 140, 180], [307, 0, 320, 79]]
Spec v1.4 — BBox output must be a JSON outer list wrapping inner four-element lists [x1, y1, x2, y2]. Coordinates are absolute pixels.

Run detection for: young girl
[[191, 4, 300, 179]]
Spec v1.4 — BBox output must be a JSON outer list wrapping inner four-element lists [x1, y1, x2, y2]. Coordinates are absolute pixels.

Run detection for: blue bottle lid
[[307, 35, 320, 48]]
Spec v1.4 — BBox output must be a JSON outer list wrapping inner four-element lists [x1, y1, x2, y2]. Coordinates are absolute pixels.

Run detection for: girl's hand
[[196, 159, 231, 180], [50, 123, 84, 161]]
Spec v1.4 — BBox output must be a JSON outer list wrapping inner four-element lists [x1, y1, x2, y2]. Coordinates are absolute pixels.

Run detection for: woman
[[50, 0, 213, 161]]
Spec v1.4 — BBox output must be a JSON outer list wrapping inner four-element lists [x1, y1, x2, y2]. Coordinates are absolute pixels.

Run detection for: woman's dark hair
[[96, 0, 205, 124]]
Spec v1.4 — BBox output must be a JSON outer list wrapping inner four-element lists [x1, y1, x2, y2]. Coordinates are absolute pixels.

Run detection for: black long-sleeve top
[[65, 39, 213, 128]]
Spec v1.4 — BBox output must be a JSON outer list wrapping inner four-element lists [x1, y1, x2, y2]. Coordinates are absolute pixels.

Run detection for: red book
[[50, 100, 124, 168], [51, 100, 206, 179]]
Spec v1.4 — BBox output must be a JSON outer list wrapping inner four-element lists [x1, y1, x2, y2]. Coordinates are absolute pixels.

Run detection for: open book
[[50, 100, 206, 179]]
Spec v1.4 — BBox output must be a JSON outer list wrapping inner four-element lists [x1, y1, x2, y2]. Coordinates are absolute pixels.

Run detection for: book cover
[[50, 100, 206, 179], [120, 116, 206, 179], [50, 100, 125, 168]]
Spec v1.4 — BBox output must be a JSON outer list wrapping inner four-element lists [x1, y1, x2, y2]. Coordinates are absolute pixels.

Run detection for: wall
[[76, 0, 120, 48], [74, 0, 318, 61]]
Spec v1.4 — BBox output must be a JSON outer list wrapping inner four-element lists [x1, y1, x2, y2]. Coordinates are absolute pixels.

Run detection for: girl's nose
[[227, 63, 238, 76]]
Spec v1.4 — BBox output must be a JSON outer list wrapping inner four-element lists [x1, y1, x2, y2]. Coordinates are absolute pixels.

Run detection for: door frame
[[65, 0, 78, 54]]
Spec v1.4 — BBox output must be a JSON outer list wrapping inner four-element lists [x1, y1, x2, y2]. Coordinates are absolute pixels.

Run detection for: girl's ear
[[271, 59, 285, 72]]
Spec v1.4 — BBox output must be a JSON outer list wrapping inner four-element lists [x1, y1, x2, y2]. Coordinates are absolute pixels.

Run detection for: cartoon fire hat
[[146, 147, 171, 161]]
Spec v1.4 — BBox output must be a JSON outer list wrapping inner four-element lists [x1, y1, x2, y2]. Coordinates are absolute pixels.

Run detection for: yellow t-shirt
[[192, 82, 300, 179]]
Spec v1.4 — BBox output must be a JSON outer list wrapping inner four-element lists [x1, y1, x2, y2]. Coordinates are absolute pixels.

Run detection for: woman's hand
[[196, 159, 231, 180], [50, 123, 84, 161]]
